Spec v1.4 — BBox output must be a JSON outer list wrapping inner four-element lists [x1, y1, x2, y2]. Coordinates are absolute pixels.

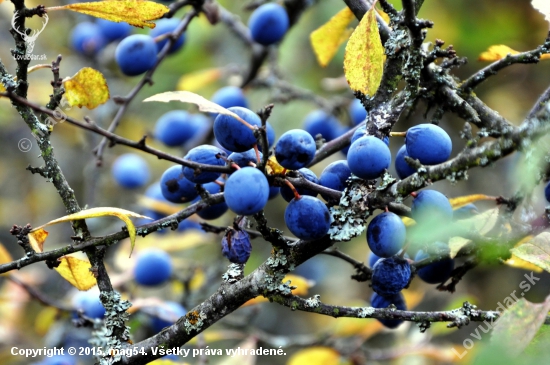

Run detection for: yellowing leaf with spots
[[243, 274, 314, 306], [54, 256, 97, 290], [177, 68, 222, 92], [63, 68, 109, 109], [478, 45, 550, 61], [504, 235, 543, 272], [48, 1, 168, 28], [288, 347, 347, 365], [310, 7, 355, 67], [143, 91, 254, 129], [449, 194, 496, 209], [28, 228, 49, 253], [32, 207, 152, 256], [510, 232, 550, 273], [343, 6, 384, 96]]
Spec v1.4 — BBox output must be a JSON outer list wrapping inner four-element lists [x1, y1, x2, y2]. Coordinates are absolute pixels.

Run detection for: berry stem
[[253, 144, 261, 164], [283, 179, 301, 200], [390, 131, 407, 137]]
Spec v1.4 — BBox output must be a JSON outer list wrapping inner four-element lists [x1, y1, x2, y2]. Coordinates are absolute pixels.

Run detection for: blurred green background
[[1, 0, 550, 364]]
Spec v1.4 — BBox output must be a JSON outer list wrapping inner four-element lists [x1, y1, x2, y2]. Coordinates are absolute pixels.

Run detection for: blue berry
[[160, 165, 198, 203], [275, 129, 316, 170], [414, 243, 455, 284], [347, 136, 391, 180], [319, 160, 351, 198], [72, 291, 105, 319], [268, 186, 280, 200], [248, 3, 289, 46], [395, 144, 416, 179], [211, 86, 248, 109], [229, 149, 262, 167], [70, 22, 107, 56], [349, 99, 367, 126], [193, 180, 228, 220], [405, 124, 452, 165], [280, 168, 319, 202], [411, 190, 453, 224], [368, 252, 381, 268], [371, 256, 411, 296], [150, 18, 186, 54], [453, 203, 479, 220], [115, 34, 157, 76], [351, 126, 390, 146], [225, 167, 269, 215], [221, 227, 252, 264], [150, 301, 186, 333], [285, 196, 331, 240], [134, 248, 173, 286], [155, 110, 202, 147], [367, 212, 407, 258], [303, 110, 341, 142], [111, 153, 150, 189], [214, 107, 262, 152], [182, 145, 228, 184], [96, 19, 131, 42], [370, 292, 406, 329]]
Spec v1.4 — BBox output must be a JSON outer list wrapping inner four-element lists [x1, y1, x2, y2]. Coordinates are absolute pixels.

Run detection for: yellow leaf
[[54, 256, 97, 290], [310, 7, 355, 67], [143, 91, 254, 129], [532, 0, 550, 24], [449, 194, 496, 209], [35, 306, 59, 336], [288, 347, 346, 365], [177, 68, 222, 92], [32, 207, 152, 256], [510, 232, 550, 273], [63, 67, 110, 109], [376, 8, 390, 24], [0, 242, 13, 272], [505, 254, 544, 273], [343, 6, 384, 96], [49, 1, 168, 29], [266, 155, 286, 175], [478, 44, 550, 61], [149, 360, 189, 365], [0, 84, 5, 92], [28, 228, 49, 254], [243, 274, 314, 306], [402, 216, 416, 227], [478, 45, 520, 61]]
